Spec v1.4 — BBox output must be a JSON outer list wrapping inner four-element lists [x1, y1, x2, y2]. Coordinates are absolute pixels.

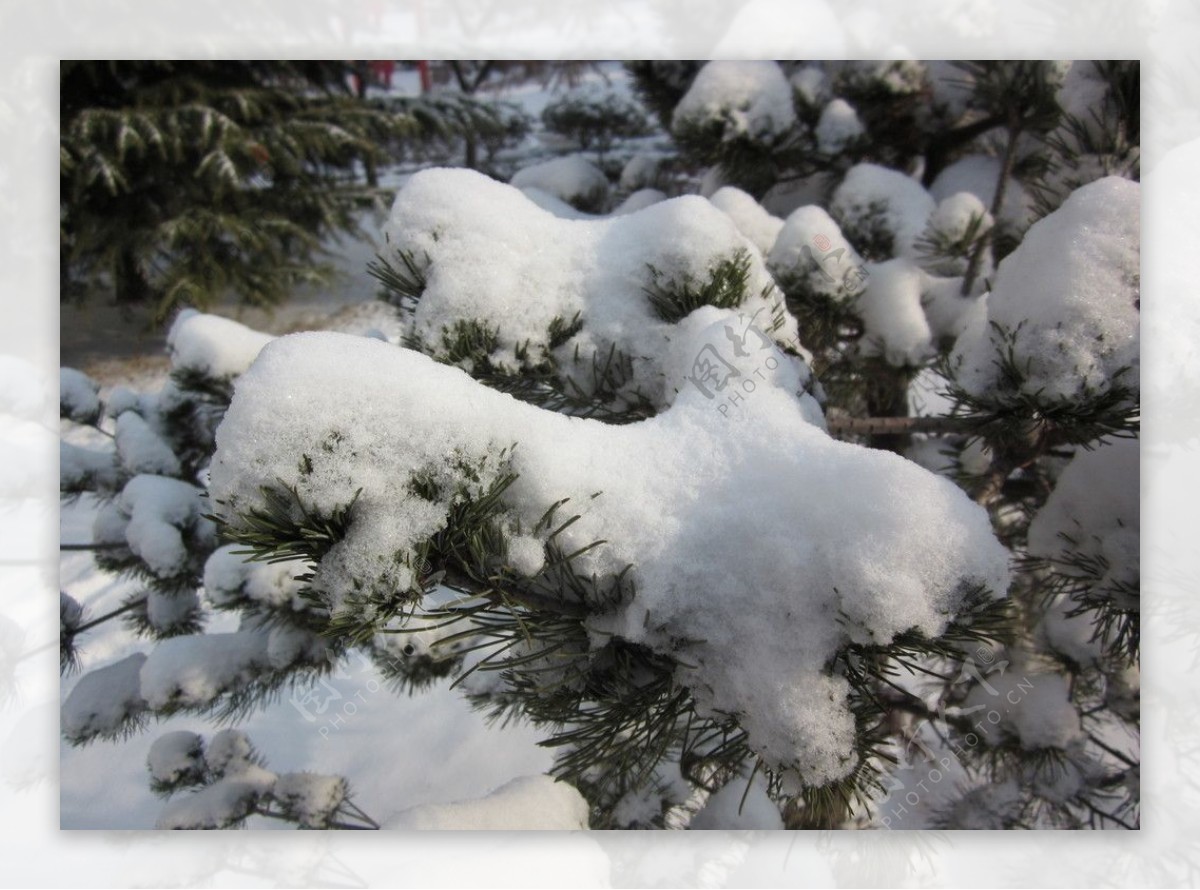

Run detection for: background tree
[[60, 60, 505, 320]]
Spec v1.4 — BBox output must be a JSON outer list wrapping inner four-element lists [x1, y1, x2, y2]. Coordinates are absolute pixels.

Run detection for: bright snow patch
[[708, 186, 784, 257], [950, 177, 1140, 404]]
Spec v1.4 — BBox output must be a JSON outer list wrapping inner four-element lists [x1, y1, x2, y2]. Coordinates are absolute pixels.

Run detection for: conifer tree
[[60, 60, 1139, 831], [60, 61, 504, 319]]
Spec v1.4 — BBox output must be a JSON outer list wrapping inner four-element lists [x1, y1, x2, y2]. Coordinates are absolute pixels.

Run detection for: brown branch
[[824, 412, 972, 437], [961, 117, 1021, 296]]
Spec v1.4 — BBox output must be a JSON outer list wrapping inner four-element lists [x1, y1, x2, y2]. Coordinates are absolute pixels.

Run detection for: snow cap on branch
[[209, 329, 1008, 785], [951, 176, 1140, 404]]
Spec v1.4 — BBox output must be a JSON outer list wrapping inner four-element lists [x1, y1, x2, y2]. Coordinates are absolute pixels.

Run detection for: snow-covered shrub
[[949, 176, 1140, 444], [541, 87, 650, 158]]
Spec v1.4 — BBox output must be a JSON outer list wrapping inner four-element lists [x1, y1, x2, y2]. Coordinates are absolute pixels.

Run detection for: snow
[[854, 258, 935, 366], [1057, 61, 1111, 124], [60, 367, 101, 424], [60, 441, 120, 494], [940, 780, 1022, 829], [145, 588, 199, 633], [506, 533, 547, 577], [208, 329, 1009, 786], [1011, 676, 1084, 750], [815, 98, 865, 154], [116, 475, 212, 578], [920, 275, 987, 342], [146, 730, 204, 785], [272, 772, 348, 827], [921, 191, 993, 275], [204, 728, 255, 774], [619, 154, 660, 192], [708, 186, 784, 257], [964, 671, 1083, 751], [689, 774, 784, 829], [203, 543, 306, 610], [382, 168, 794, 409], [831, 163, 936, 259], [843, 60, 927, 95], [612, 187, 666, 216], [139, 630, 271, 709], [929, 154, 1033, 233], [61, 652, 147, 743], [767, 204, 866, 301], [1027, 436, 1139, 600], [114, 411, 180, 477], [950, 177, 1140, 404], [382, 774, 589, 830], [166, 308, 275, 381], [927, 61, 976, 120], [672, 61, 796, 141], [789, 66, 829, 106], [1038, 597, 1105, 667], [509, 155, 609, 211], [156, 761, 277, 829]]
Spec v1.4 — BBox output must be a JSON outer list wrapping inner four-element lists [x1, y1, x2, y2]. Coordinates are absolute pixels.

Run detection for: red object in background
[[370, 60, 395, 89], [417, 60, 431, 93]]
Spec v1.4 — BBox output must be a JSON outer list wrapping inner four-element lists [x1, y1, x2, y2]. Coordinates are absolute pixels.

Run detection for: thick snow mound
[[59, 367, 100, 424], [689, 774, 783, 829], [114, 475, 212, 579], [672, 61, 796, 141], [951, 177, 1140, 404], [168, 309, 275, 381], [62, 653, 147, 742], [147, 731, 204, 784], [210, 330, 1009, 785]]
